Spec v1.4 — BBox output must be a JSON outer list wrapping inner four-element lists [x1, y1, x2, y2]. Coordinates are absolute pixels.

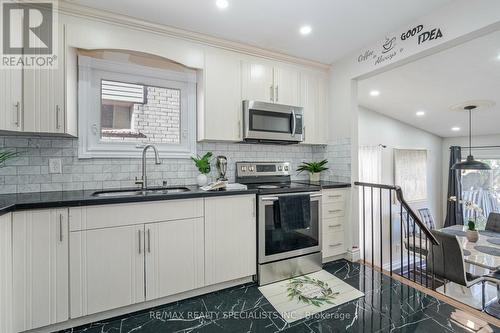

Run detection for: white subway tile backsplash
[[0, 135, 351, 194]]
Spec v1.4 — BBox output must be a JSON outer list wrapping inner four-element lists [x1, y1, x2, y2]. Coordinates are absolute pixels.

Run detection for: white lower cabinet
[[0, 213, 13, 333], [145, 218, 204, 300], [70, 224, 145, 318], [321, 189, 349, 261], [12, 209, 69, 332], [205, 195, 256, 285]]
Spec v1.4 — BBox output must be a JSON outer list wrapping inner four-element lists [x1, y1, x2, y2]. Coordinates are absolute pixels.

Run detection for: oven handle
[[261, 193, 322, 202], [291, 110, 296, 137]]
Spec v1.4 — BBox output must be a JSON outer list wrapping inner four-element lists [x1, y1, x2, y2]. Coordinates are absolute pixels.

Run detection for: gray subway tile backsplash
[[0, 136, 351, 194]]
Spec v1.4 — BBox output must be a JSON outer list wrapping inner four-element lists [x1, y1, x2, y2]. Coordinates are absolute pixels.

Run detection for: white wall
[[359, 107, 444, 226], [328, 0, 500, 253], [441, 134, 500, 218]]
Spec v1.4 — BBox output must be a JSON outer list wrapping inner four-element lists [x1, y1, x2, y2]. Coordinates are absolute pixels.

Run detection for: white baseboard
[[27, 276, 254, 333]]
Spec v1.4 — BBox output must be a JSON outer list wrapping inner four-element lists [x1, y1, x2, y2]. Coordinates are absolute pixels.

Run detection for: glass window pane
[[461, 159, 500, 227], [101, 81, 181, 144]]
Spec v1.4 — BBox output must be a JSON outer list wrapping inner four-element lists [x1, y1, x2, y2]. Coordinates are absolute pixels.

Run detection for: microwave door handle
[[291, 110, 296, 137]]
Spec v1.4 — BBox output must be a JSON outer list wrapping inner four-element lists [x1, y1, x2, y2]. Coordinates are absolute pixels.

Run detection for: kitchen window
[[462, 159, 500, 227], [78, 55, 197, 158]]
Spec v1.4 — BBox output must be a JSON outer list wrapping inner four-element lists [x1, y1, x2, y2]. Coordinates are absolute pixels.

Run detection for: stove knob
[[249, 166, 255, 172], [241, 166, 247, 172], [278, 166, 283, 171], [284, 166, 289, 171]]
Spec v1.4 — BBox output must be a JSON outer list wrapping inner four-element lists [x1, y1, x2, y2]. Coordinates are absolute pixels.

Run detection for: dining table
[[440, 224, 500, 317]]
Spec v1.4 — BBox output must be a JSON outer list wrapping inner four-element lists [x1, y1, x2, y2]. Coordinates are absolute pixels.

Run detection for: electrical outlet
[[49, 158, 62, 174]]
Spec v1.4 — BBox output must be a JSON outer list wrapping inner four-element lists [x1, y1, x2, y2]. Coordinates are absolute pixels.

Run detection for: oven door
[[243, 100, 303, 142], [258, 192, 322, 264]]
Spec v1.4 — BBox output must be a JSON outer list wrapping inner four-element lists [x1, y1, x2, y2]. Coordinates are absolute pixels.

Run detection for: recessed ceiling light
[[299, 25, 312, 35], [451, 127, 461, 132], [215, 0, 228, 10], [369, 90, 380, 97], [416, 111, 426, 117]]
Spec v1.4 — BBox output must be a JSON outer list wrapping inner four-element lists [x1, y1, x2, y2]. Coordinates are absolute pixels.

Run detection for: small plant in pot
[[191, 152, 213, 186], [296, 159, 328, 182], [466, 219, 479, 243]]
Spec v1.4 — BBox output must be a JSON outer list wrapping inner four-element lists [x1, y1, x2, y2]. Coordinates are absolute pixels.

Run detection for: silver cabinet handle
[[14, 101, 20, 127], [328, 224, 342, 228], [147, 228, 151, 253], [138, 229, 142, 254], [328, 195, 342, 198], [56, 105, 61, 129], [261, 193, 322, 201], [291, 110, 296, 137], [328, 209, 343, 213], [238, 120, 242, 139], [59, 214, 63, 242], [303, 126, 306, 141], [329, 243, 342, 247], [270, 85, 274, 102], [275, 85, 279, 102]]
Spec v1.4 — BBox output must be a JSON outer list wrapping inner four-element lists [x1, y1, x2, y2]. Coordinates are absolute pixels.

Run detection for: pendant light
[[451, 105, 491, 170]]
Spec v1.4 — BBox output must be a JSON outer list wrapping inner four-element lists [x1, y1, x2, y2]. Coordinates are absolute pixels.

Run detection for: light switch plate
[[49, 158, 62, 174]]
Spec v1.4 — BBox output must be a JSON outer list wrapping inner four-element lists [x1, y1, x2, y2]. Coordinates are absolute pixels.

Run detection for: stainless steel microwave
[[242, 100, 304, 144]]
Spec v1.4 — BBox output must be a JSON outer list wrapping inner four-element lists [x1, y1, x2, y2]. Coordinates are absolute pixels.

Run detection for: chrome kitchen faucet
[[135, 144, 161, 190]]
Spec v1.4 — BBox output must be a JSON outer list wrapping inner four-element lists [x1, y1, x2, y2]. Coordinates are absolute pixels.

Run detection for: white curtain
[[358, 146, 382, 263]]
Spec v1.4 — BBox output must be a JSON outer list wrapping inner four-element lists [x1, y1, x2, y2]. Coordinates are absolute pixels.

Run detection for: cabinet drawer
[[322, 190, 347, 204], [322, 217, 344, 234], [69, 199, 204, 231], [322, 202, 345, 219], [322, 231, 345, 257]]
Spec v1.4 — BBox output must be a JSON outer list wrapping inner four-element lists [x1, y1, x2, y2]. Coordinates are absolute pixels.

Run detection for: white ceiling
[[64, 0, 451, 64], [358, 29, 500, 138]]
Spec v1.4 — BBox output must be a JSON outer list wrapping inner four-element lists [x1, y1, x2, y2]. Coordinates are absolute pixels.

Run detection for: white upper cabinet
[[205, 195, 256, 285], [145, 218, 204, 300], [241, 59, 300, 106], [0, 69, 23, 132], [0, 24, 76, 136], [12, 209, 69, 332], [273, 65, 300, 106], [300, 70, 329, 145], [241, 60, 275, 103], [199, 49, 243, 141], [23, 24, 66, 134]]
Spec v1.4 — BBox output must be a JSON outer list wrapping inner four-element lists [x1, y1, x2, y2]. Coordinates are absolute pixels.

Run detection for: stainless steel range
[[236, 161, 322, 286]]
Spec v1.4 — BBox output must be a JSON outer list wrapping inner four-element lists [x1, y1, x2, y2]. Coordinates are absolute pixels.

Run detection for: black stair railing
[[354, 181, 439, 289]]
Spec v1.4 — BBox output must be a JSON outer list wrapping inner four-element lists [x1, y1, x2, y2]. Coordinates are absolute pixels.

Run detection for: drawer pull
[[138, 230, 142, 254], [328, 224, 342, 228], [328, 195, 342, 198], [329, 243, 342, 247], [328, 209, 343, 213]]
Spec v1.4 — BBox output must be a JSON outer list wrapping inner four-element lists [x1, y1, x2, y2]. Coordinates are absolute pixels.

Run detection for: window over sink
[[78, 53, 196, 159]]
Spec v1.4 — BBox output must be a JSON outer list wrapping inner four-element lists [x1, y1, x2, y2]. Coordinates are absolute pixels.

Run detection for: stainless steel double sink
[[92, 187, 190, 198]]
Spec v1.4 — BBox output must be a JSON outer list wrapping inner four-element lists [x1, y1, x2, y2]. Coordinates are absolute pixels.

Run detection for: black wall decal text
[[418, 28, 443, 44]]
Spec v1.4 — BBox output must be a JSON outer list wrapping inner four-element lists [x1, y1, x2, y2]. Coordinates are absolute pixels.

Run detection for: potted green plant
[[191, 152, 213, 186], [297, 159, 328, 182], [0, 150, 19, 167], [466, 219, 479, 243]]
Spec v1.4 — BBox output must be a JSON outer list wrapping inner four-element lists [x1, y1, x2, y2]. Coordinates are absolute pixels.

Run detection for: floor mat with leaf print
[[258, 270, 364, 323]]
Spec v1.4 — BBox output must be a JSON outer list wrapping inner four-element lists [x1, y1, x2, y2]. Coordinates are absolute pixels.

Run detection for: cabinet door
[[0, 213, 13, 333], [274, 65, 300, 106], [317, 75, 329, 144], [23, 24, 65, 134], [70, 225, 145, 318], [205, 195, 256, 285], [12, 209, 69, 332], [0, 68, 23, 131], [202, 50, 242, 141], [145, 218, 204, 300], [300, 71, 319, 144], [241, 60, 274, 103]]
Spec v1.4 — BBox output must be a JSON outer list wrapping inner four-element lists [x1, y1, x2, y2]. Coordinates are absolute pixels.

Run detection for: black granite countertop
[[293, 180, 351, 189], [0, 185, 258, 216]]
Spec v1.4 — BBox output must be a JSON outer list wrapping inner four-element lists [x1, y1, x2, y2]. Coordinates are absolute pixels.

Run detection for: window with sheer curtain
[[394, 149, 428, 202]]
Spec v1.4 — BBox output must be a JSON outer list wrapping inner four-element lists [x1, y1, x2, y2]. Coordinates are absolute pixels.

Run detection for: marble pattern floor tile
[[61, 259, 498, 333]]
